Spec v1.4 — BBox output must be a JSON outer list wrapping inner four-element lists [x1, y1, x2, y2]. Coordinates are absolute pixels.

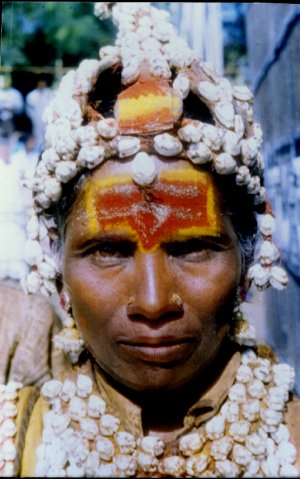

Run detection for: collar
[[88, 345, 241, 440]]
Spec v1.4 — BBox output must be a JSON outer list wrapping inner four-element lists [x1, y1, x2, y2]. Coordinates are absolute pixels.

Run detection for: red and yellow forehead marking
[[84, 169, 221, 252]]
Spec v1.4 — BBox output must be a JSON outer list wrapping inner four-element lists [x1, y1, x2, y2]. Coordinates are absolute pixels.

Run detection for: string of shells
[[4, 350, 298, 477], [0, 381, 23, 477], [21, 1, 288, 298]]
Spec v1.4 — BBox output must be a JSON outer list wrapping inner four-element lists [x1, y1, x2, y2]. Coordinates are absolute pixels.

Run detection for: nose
[[127, 250, 183, 321]]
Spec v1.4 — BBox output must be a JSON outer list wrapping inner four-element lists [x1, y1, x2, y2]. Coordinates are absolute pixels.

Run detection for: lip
[[117, 336, 194, 364]]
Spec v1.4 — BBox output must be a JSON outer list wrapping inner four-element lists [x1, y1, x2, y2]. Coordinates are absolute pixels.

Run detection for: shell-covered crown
[[22, 2, 288, 297]]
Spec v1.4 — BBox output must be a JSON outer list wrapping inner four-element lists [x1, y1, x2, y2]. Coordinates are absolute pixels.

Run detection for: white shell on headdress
[[233, 85, 253, 102], [240, 138, 258, 166], [201, 61, 221, 83], [131, 152, 157, 186], [187, 142, 212, 165], [74, 59, 101, 94], [215, 102, 235, 129], [112, 136, 141, 158], [178, 123, 202, 144], [173, 73, 190, 99], [77, 145, 106, 169], [153, 133, 182, 157], [197, 81, 220, 103], [218, 78, 233, 103], [149, 56, 171, 79], [97, 118, 118, 139], [43, 177, 62, 202], [41, 148, 61, 172], [202, 124, 222, 151], [234, 114, 245, 139], [213, 153, 237, 175], [247, 175, 261, 195], [222, 131, 240, 156], [99, 45, 120, 59], [55, 161, 78, 183], [73, 124, 99, 147], [235, 165, 251, 186]]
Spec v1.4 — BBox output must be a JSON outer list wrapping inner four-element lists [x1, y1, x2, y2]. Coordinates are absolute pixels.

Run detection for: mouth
[[117, 336, 195, 364]]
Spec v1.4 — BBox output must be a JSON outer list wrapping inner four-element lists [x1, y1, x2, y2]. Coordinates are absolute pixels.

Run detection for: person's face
[[62, 158, 242, 392]]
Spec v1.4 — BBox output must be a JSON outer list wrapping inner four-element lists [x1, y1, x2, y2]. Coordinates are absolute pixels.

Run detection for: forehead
[[68, 159, 227, 251]]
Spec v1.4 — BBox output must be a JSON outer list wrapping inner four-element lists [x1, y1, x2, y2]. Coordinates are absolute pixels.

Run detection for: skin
[[62, 157, 242, 412]]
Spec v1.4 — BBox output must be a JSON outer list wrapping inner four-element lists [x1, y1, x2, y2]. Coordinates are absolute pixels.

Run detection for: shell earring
[[53, 292, 85, 363], [229, 288, 258, 347]]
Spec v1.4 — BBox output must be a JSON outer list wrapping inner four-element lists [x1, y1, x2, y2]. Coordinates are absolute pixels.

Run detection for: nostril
[[126, 295, 184, 322], [127, 309, 184, 324]]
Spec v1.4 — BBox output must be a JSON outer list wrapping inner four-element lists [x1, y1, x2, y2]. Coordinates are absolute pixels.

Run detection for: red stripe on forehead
[[87, 170, 220, 252]]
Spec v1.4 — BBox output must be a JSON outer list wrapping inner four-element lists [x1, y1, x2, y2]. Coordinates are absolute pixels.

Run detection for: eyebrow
[[163, 232, 233, 246]]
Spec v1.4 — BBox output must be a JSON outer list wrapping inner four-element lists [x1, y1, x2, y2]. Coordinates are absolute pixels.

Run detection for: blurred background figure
[[0, 111, 38, 282], [0, 69, 41, 283], [0, 73, 24, 163], [25, 73, 53, 153]]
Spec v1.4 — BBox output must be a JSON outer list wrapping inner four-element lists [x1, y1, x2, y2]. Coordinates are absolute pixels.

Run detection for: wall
[[246, 4, 300, 393]]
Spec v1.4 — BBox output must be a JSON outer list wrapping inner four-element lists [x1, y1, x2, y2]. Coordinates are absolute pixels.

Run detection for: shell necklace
[[1, 349, 298, 477]]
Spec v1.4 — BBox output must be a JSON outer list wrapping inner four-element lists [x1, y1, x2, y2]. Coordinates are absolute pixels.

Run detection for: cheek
[[177, 253, 240, 311], [64, 261, 128, 338]]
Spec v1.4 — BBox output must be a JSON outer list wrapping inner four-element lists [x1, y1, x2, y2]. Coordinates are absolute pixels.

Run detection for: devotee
[[1, 3, 299, 477]]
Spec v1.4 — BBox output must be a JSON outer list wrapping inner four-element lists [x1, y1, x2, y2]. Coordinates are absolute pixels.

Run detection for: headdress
[[22, 2, 288, 301]]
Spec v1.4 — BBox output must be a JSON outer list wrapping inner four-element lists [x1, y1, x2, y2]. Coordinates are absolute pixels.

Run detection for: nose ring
[[171, 293, 183, 309], [127, 294, 183, 310]]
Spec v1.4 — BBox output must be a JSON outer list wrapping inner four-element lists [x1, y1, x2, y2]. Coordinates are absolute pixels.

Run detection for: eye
[[87, 240, 135, 263], [165, 238, 223, 261]]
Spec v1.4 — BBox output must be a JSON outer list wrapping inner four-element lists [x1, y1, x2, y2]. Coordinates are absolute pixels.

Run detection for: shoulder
[[0, 281, 68, 386], [286, 393, 300, 471]]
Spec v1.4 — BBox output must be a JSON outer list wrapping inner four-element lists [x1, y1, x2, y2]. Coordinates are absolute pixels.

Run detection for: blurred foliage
[[1, 2, 246, 79], [1, 2, 116, 67], [221, 3, 247, 79]]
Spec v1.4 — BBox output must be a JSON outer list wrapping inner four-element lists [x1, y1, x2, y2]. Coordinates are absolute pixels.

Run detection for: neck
[[91, 339, 239, 439]]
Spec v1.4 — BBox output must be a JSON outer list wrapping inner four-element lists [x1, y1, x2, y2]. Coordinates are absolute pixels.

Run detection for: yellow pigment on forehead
[[84, 169, 221, 252]]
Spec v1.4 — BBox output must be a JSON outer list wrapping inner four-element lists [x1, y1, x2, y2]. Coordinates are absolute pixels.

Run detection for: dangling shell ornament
[[22, 1, 288, 308]]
